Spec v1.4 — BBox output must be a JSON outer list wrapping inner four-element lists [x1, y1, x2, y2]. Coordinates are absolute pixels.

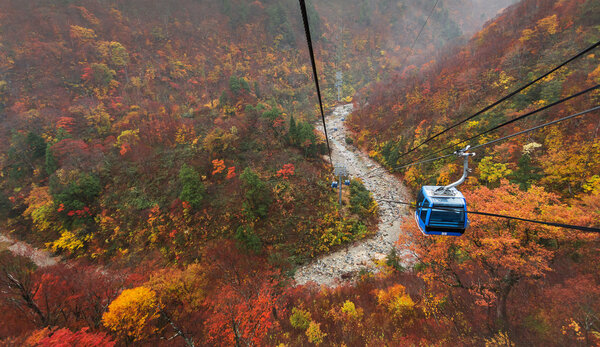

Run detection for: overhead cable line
[[299, 0, 333, 165], [469, 105, 600, 151], [365, 0, 440, 178], [397, 0, 440, 73], [395, 39, 600, 161], [378, 200, 600, 233], [368, 105, 600, 176], [416, 84, 600, 162]]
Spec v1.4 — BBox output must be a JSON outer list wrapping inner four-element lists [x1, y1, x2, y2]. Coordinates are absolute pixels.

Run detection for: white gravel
[[294, 104, 412, 287], [0, 232, 59, 267]]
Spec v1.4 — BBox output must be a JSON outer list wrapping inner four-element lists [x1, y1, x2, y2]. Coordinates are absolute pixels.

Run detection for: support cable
[[395, 39, 600, 161], [397, 0, 440, 74], [299, 0, 333, 165], [368, 105, 600, 176], [378, 200, 600, 233], [417, 84, 600, 162]]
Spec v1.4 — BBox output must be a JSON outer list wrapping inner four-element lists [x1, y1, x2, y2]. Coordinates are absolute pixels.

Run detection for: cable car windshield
[[429, 205, 465, 227]]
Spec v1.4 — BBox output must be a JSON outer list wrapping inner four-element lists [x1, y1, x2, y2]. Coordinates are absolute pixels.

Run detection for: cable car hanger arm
[[437, 146, 475, 193]]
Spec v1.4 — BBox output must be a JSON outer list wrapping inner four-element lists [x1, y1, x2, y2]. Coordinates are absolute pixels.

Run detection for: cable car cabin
[[415, 186, 468, 236]]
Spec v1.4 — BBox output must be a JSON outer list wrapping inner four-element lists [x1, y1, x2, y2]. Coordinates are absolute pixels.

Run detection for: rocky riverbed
[[0, 232, 58, 267], [294, 104, 412, 287]]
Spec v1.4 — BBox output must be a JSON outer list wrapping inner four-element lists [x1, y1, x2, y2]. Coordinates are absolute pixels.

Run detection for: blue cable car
[[331, 181, 338, 188], [344, 179, 350, 186], [415, 186, 468, 236], [415, 146, 475, 236]]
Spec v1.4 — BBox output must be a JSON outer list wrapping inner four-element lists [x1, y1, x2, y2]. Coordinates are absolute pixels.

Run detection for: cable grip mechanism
[[437, 145, 476, 193]]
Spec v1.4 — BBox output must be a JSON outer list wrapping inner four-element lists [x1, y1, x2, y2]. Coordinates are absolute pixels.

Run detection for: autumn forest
[[0, 0, 599, 345]]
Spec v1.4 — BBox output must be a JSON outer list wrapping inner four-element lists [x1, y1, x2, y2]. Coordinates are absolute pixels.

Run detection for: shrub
[[305, 321, 326, 345], [349, 180, 376, 217], [289, 307, 311, 330]]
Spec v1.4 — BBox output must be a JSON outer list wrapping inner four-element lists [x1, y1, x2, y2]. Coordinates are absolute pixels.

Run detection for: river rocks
[[0, 232, 59, 267]]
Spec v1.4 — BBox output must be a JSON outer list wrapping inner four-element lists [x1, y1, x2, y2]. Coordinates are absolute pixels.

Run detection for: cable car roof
[[421, 186, 465, 199]]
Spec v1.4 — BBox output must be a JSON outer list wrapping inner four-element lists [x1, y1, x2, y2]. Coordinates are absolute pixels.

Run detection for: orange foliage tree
[[398, 181, 591, 332]]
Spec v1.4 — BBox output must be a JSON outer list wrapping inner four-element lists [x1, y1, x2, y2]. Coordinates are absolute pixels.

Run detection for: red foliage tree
[[202, 242, 282, 346], [36, 327, 116, 346]]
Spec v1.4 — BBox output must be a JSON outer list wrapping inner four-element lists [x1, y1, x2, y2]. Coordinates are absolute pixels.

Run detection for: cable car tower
[[335, 71, 343, 102], [332, 164, 350, 205], [415, 146, 475, 236]]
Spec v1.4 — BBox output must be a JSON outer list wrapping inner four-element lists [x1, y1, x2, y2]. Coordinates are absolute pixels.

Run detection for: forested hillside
[[345, 0, 600, 344], [0, 0, 474, 263], [1, 0, 598, 345], [350, 0, 599, 199]]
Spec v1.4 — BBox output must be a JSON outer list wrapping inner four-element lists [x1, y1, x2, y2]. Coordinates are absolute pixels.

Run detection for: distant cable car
[[341, 117, 345, 121], [331, 181, 339, 188], [333, 128, 338, 131], [415, 146, 475, 236], [344, 179, 350, 186]]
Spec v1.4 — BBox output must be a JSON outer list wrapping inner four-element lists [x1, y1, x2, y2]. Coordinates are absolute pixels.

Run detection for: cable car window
[[429, 206, 464, 226], [420, 199, 429, 221]]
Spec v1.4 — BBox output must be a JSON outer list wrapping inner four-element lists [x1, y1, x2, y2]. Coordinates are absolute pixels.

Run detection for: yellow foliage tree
[[536, 14, 559, 35], [203, 128, 238, 156], [519, 28, 535, 43], [175, 125, 196, 145], [48, 231, 89, 253], [85, 103, 112, 136], [102, 286, 161, 342], [97, 41, 129, 67], [69, 25, 97, 44], [305, 321, 326, 345], [340, 300, 362, 320], [376, 284, 415, 319], [146, 263, 207, 318], [24, 186, 59, 234], [478, 156, 513, 184], [115, 129, 140, 148]]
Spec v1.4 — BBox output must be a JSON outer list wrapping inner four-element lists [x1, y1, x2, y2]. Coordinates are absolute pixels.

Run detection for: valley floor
[[294, 104, 412, 286]]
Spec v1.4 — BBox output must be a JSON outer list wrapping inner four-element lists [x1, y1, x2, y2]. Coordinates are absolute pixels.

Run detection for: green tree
[[4, 132, 46, 181], [51, 173, 101, 210], [295, 121, 322, 157], [90, 63, 116, 87], [45, 143, 58, 176], [253, 81, 261, 99], [266, 3, 295, 46], [305, 0, 322, 40], [50, 172, 101, 226], [229, 76, 242, 95], [235, 225, 262, 253], [288, 115, 298, 145], [178, 164, 205, 210], [27, 132, 46, 159], [512, 153, 542, 190], [240, 168, 271, 219], [219, 90, 229, 106], [349, 180, 375, 217]]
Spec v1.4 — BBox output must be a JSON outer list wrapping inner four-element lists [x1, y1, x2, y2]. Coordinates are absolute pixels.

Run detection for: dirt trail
[[294, 104, 411, 286]]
